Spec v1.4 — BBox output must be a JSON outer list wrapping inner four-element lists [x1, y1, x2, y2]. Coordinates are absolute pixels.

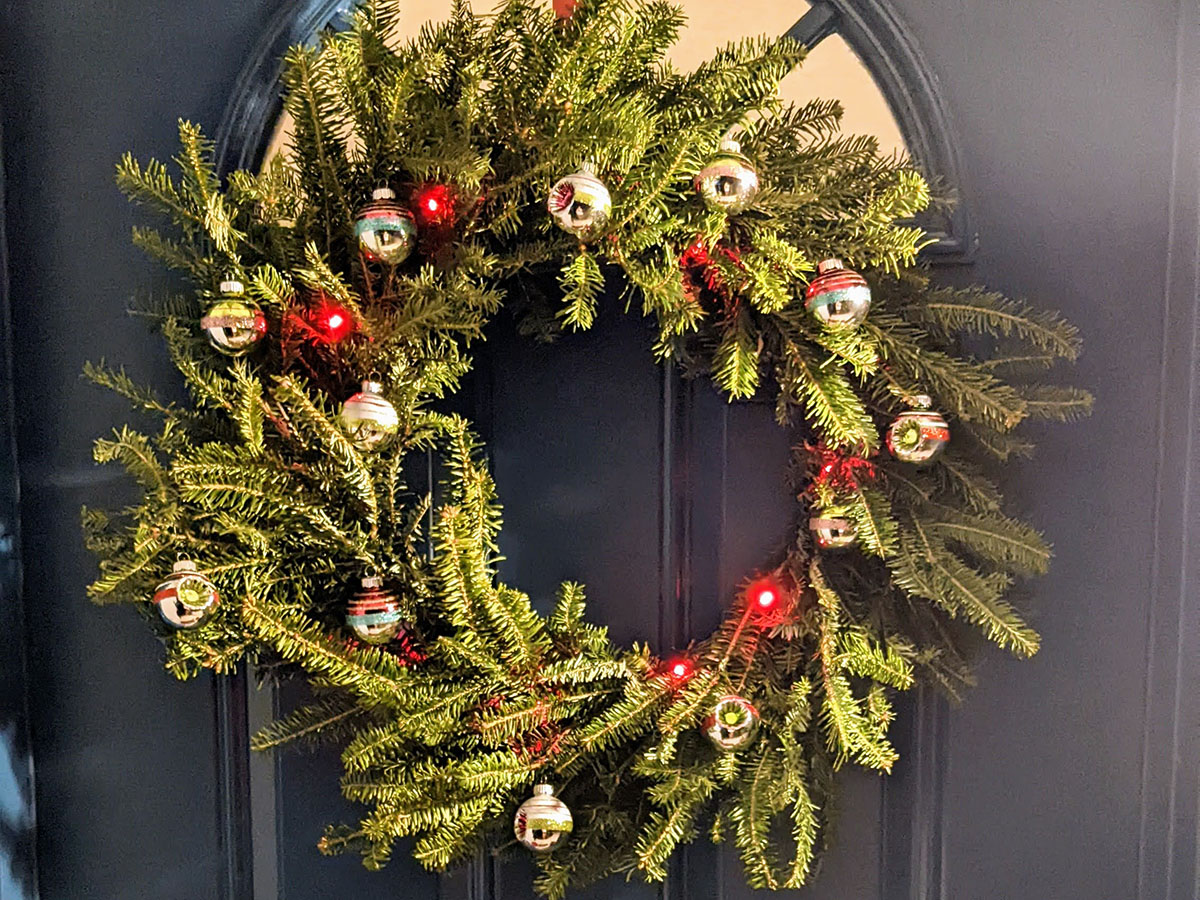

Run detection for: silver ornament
[[346, 575, 403, 645], [810, 514, 857, 550], [339, 380, 400, 450], [695, 139, 760, 214], [153, 559, 219, 630], [703, 694, 760, 751], [886, 396, 950, 464], [547, 163, 612, 240], [804, 258, 871, 330], [200, 279, 267, 356], [355, 187, 418, 265], [514, 784, 573, 852]]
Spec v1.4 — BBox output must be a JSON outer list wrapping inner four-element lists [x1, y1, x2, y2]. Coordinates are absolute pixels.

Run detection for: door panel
[[3, 1, 1198, 899]]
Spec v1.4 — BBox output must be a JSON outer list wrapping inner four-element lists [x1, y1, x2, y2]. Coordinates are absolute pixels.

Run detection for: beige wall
[[264, 1, 905, 165]]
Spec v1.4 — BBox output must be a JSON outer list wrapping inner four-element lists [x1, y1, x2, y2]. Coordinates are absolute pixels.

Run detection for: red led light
[[310, 302, 353, 343], [665, 658, 694, 683], [413, 184, 454, 225], [755, 587, 777, 609]]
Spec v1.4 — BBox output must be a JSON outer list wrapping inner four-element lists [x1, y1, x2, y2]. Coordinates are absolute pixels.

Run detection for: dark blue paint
[[2, 1, 1197, 899]]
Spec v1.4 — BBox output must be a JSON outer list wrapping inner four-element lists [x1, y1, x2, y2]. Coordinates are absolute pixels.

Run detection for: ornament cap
[[361, 575, 383, 590], [577, 160, 596, 175], [719, 138, 742, 153], [371, 187, 396, 200], [816, 258, 844, 274], [532, 784, 556, 796], [219, 279, 245, 294], [361, 379, 383, 395], [910, 393, 933, 409], [172, 558, 198, 574]]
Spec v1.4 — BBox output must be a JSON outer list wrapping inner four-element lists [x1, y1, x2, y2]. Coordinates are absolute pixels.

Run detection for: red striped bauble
[[804, 258, 872, 329]]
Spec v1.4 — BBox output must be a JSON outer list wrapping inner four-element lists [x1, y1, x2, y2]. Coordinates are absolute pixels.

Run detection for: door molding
[[1137, 3, 1200, 898], [0, 94, 40, 900]]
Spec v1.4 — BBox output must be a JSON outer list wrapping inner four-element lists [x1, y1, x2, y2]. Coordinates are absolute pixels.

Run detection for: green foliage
[[87, 0, 1088, 895]]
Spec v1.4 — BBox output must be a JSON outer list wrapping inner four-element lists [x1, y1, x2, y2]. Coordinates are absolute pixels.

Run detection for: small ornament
[[695, 139, 760, 214], [514, 784, 573, 852], [346, 575, 404, 645], [805, 259, 872, 329], [703, 694, 760, 751], [810, 513, 857, 549], [886, 396, 950, 464], [339, 380, 400, 449], [200, 279, 267, 356], [153, 558, 219, 630], [355, 188, 417, 264], [547, 163, 611, 240]]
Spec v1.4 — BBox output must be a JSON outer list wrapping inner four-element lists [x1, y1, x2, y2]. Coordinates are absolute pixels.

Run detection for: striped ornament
[[346, 576, 403, 645], [804, 259, 872, 329], [355, 188, 417, 265]]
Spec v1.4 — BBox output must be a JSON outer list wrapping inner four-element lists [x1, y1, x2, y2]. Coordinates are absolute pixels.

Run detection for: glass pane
[[260, 1, 907, 167]]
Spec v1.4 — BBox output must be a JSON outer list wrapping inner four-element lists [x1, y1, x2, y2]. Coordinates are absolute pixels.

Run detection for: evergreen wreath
[[84, 1, 1092, 895]]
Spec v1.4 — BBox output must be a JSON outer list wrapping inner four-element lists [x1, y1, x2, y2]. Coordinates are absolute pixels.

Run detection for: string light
[[413, 184, 454, 226], [311, 301, 354, 343]]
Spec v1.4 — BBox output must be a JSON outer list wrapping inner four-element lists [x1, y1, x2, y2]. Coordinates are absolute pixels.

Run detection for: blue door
[[1, 1, 1196, 899]]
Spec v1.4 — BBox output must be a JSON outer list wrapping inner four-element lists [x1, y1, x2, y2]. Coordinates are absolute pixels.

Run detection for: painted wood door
[[2, 1, 1197, 899]]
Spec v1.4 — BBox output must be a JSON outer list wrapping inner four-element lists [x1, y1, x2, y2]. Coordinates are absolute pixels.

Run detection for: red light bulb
[[666, 658, 693, 682], [413, 184, 453, 225], [755, 587, 777, 609], [746, 576, 787, 618], [311, 302, 353, 343]]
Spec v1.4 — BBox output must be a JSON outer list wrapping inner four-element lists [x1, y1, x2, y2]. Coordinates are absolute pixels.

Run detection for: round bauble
[[695, 139, 760, 214], [810, 514, 857, 550], [547, 163, 611, 240], [201, 280, 268, 356], [703, 694, 760, 751], [804, 259, 871, 330], [339, 380, 400, 450], [355, 188, 418, 265], [514, 784, 573, 852], [153, 558, 219, 629], [886, 398, 950, 464], [346, 575, 404, 645]]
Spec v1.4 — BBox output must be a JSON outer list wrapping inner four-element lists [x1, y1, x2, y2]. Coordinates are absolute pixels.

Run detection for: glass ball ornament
[[346, 575, 404, 645], [355, 187, 418, 265], [810, 513, 857, 550], [547, 163, 611, 241], [339, 380, 400, 450], [153, 558, 219, 630], [694, 139, 760, 214], [200, 280, 268, 356], [703, 694, 760, 752], [514, 784, 573, 852], [805, 259, 872, 330], [886, 397, 951, 464]]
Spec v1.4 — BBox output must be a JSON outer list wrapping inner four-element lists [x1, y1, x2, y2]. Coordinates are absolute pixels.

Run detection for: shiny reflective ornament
[[153, 558, 219, 630], [887, 397, 950, 464], [695, 139, 760, 214], [805, 258, 872, 330], [703, 694, 760, 751], [355, 187, 418, 264], [346, 575, 404, 645], [514, 784, 573, 852], [547, 163, 611, 240], [201, 279, 267, 356], [810, 513, 857, 549], [339, 380, 400, 449]]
